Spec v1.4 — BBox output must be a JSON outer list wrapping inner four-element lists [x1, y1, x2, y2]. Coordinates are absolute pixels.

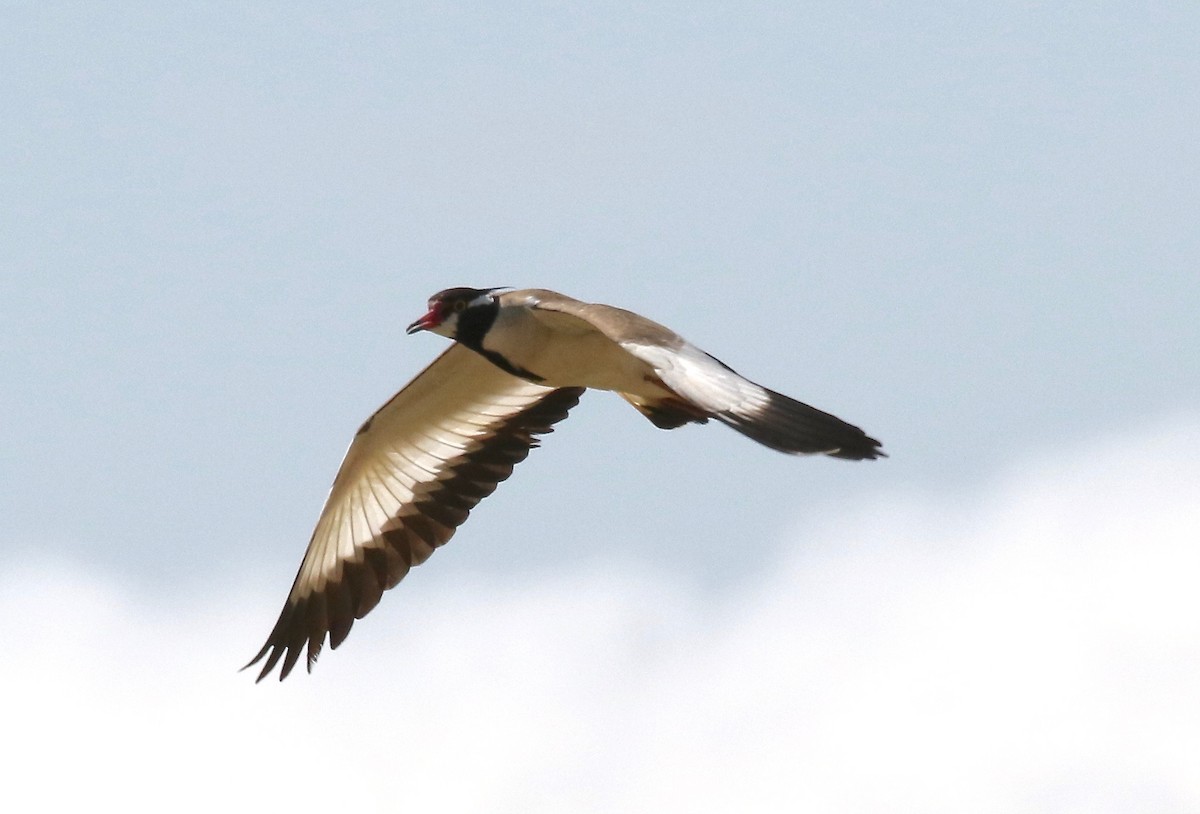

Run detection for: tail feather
[[716, 388, 885, 460]]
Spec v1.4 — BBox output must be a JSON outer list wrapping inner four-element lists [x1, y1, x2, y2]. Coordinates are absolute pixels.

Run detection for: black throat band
[[455, 299, 546, 383]]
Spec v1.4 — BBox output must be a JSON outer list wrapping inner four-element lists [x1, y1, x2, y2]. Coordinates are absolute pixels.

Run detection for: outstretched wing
[[247, 344, 584, 681], [515, 290, 883, 460]]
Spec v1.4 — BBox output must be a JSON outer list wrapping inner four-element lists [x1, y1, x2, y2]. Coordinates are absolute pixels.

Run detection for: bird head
[[406, 287, 505, 339]]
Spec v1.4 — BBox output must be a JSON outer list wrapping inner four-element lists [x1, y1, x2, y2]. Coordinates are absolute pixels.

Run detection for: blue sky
[[3, 3, 1198, 811]]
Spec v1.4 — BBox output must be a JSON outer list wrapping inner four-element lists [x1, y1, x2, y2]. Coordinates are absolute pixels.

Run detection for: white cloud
[[4, 416, 1198, 813]]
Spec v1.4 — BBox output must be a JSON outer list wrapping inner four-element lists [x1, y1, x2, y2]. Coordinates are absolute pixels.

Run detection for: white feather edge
[[618, 340, 770, 416]]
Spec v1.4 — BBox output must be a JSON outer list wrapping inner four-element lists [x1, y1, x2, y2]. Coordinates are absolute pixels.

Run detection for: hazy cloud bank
[[4, 415, 1197, 813]]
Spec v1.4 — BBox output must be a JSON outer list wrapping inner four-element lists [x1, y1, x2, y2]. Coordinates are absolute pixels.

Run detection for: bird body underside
[[485, 291, 883, 458], [483, 300, 675, 396]]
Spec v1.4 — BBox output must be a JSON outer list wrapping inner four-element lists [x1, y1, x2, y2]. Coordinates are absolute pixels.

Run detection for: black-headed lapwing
[[247, 287, 884, 680]]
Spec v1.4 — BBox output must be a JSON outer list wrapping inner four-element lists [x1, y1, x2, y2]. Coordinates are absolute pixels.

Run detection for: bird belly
[[480, 312, 670, 396], [524, 332, 662, 393]]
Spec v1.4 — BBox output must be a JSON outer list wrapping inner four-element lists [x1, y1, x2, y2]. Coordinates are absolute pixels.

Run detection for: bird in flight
[[247, 287, 884, 680]]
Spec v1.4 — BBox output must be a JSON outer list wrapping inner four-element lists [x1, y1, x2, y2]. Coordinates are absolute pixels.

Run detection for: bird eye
[[453, 300, 468, 313]]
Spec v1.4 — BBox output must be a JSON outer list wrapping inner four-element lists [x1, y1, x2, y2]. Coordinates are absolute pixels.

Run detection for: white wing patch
[[622, 337, 883, 460], [619, 340, 770, 417]]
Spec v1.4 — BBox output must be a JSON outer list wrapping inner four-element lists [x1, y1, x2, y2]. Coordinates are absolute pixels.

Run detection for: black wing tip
[[242, 605, 326, 683], [827, 437, 887, 461], [824, 427, 887, 461], [240, 643, 283, 683], [241, 641, 315, 683], [718, 389, 887, 460]]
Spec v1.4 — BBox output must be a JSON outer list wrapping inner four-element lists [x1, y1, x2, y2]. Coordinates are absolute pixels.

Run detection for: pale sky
[[2, 3, 1198, 812]]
